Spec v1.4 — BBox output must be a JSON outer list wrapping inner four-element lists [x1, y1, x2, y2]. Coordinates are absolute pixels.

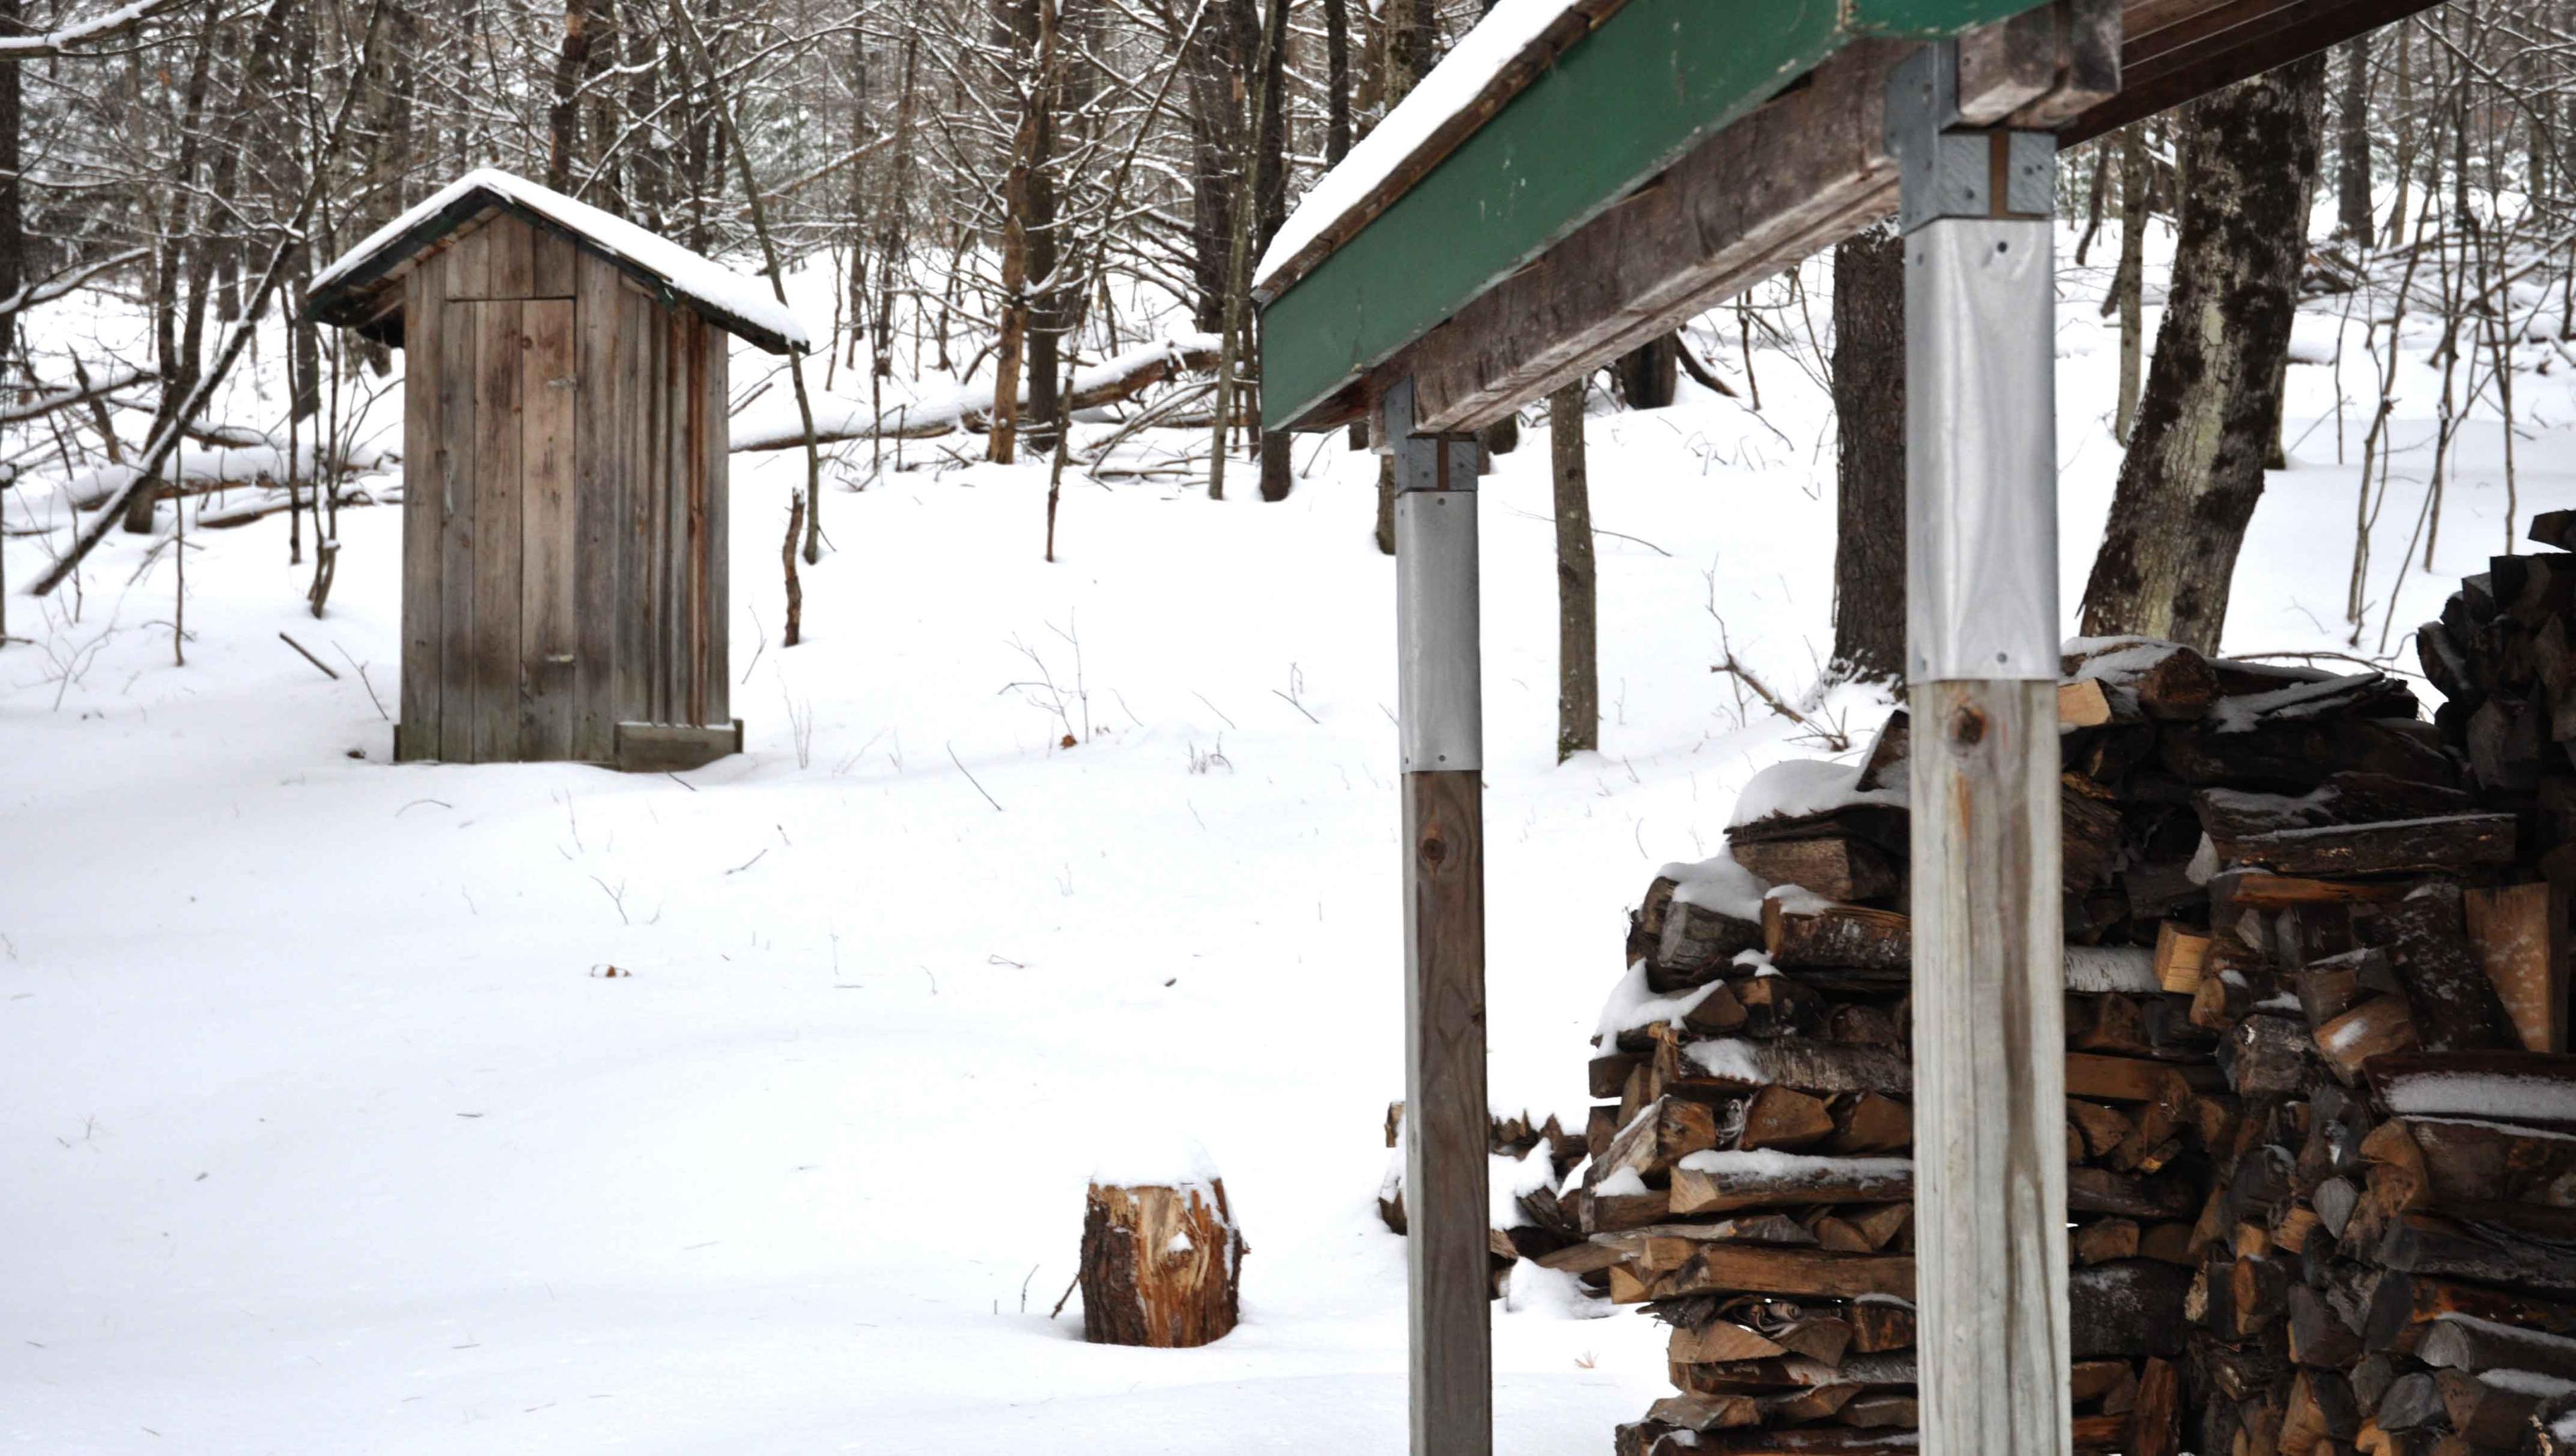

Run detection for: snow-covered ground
[[5, 223, 2573, 1454]]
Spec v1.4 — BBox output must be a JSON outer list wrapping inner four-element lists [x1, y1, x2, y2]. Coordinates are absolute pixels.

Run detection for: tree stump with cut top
[[1078, 1177, 1246, 1347]]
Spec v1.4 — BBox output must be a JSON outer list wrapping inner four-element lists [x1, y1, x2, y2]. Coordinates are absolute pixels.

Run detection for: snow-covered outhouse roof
[[307, 169, 808, 356]]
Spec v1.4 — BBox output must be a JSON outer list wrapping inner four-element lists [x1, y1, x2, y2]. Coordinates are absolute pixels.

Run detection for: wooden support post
[[1386, 377, 1491, 1456], [1892, 44, 2072, 1456]]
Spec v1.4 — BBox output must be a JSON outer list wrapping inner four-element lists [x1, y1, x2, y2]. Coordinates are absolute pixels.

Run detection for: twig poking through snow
[[336, 645, 390, 721], [947, 743, 1004, 811], [277, 632, 338, 680]]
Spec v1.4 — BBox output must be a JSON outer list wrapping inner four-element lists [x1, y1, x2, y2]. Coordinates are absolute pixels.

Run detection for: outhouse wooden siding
[[394, 211, 730, 764]]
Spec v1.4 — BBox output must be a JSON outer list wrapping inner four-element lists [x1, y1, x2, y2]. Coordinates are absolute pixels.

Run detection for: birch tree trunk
[[2078, 54, 2328, 651], [2113, 124, 2147, 442]]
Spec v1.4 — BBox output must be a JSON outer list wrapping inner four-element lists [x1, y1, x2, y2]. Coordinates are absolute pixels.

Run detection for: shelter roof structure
[[308, 169, 807, 357], [1256, 0, 2436, 435]]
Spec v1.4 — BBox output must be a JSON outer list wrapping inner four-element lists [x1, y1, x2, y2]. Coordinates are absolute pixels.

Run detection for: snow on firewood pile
[[1582, 635, 2576, 1456]]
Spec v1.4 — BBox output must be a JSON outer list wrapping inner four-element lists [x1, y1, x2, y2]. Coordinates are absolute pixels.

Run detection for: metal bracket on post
[[1887, 42, 2060, 684], [1387, 378, 1483, 774]]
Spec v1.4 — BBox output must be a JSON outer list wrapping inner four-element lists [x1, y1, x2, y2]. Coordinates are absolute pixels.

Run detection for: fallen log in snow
[[733, 332, 1220, 451], [64, 438, 397, 511]]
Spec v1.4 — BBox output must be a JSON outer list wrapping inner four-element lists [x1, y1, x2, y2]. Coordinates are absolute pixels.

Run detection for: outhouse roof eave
[[305, 170, 808, 357]]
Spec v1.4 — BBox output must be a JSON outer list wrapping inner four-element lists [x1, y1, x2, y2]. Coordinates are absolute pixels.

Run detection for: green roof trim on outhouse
[[1257, 0, 2053, 433]]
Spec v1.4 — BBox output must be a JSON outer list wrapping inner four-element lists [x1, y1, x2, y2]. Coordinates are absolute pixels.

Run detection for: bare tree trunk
[[1829, 224, 1905, 681], [2335, 34, 2373, 243], [1022, 0, 1067, 456], [1549, 382, 1596, 760], [2078, 54, 2328, 651], [1613, 333, 1678, 410], [1323, 0, 1350, 165], [1369, 0, 1434, 549], [2112, 123, 2147, 441], [988, 0, 1057, 466], [546, 0, 592, 189]]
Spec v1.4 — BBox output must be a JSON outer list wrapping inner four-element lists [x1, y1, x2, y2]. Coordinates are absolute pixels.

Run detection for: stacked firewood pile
[[2420, 510, 2576, 898], [1377, 1102, 1589, 1295], [1583, 639, 2576, 1456]]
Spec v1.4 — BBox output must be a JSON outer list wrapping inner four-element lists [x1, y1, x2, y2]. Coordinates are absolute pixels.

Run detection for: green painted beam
[[1258, 0, 2045, 432]]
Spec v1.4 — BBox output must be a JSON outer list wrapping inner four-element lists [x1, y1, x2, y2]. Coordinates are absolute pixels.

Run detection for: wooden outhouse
[[307, 170, 805, 770]]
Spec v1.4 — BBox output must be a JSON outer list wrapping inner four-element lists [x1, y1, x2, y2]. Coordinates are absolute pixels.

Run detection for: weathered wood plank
[[1401, 40, 1904, 434], [571, 254, 623, 760], [1911, 678, 2071, 1456], [397, 266, 444, 760], [470, 299, 525, 762], [612, 720, 739, 772], [486, 213, 535, 299], [2064, 0, 2434, 144], [618, 281, 660, 729], [517, 298, 577, 760], [682, 313, 712, 727], [443, 225, 489, 301], [700, 325, 731, 727], [533, 225, 578, 297], [435, 299, 481, 762], [664, 311, 694, 727], [1405, 768, 1491, 1456]]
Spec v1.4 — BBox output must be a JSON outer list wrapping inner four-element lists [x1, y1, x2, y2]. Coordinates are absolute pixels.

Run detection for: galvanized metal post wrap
[[1387, 378, 1483, 773], [1890, 42, 2072, 1456]]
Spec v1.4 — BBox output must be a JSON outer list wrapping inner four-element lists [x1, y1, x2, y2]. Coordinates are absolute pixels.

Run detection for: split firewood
[[2366, 1050, 2576, 1131], [1599, 1096, 1725, 1181], [1666, 1149, 1913, 1216], [1658, 898, 1768, 984], [2355, 884, 2521, 1053], [1729, 834, 1904, 905], [2316, 996, 2424, 1086], [2462, 882, 2567, 1053], [1668, 1320, 1791, 1364], [1612, 1245, 1915, 1302], [2067, 1165, 2203, 1220], [1762, 895, 1912, 971], [2375, 1209, 2576, 1294], [1826, 1092, 1913, 1155], [2068, 1258, 2195, 1357], [2290, 1281, 2365, 1368], [2433, 1367, 2565, 1447], [1736, 975, 1827, 1039], [2061, 678, 2118, 728], [2074, 1218, 2141, 1264], [2214, 813, 2517, 879], [1676, 1037, 1913, 1096], [1643, 1392, 1761, 1433], [2155, 923, 2213, 995], [2068, 1098, 2134, 1159], [2417, 1310, 2576, 1382], [1737, 1085, 1836, 1151], [2362, 1271, 2576, 1355]]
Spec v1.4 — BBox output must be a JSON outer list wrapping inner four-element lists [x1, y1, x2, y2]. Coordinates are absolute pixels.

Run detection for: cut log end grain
[[1079, 1178, 1246, 1348]]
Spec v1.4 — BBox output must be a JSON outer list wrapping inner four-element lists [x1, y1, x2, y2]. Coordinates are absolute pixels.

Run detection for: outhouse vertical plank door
[[517, 298, 578, 763]]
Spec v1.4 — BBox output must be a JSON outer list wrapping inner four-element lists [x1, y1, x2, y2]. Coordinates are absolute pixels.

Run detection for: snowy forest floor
[[5, 225, 2574, 1454]]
